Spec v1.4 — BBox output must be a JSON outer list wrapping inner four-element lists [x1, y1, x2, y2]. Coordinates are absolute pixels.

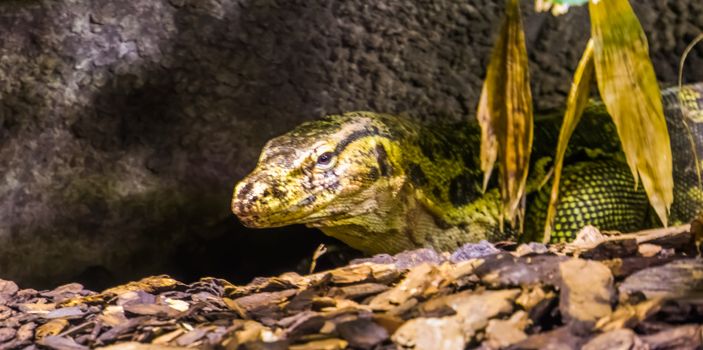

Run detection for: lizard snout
[[232, 177, 288, 227]]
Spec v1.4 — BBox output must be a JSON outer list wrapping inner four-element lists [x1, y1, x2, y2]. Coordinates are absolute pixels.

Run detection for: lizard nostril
[[236, 182, 253, 200]]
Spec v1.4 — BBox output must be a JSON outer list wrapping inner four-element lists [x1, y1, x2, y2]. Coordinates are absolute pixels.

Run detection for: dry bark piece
[[151, 329, 185, 345], [639, 324, 703, 349], [98, 342, 188, 350], [596, 298, 663, 332], [478, 254, 566, 287], [123, 304, 181, 318], [601, 256, 676, 279], [637, 243, 663, 257], [327, 283, 389, 300], [18, 303, 56, 314], [38, 335, 90, 350], [392, 317, 464, 350], [63, 276, 181, 306], [509, 326, 586, 350], [336, 318, 389, 348], [619, 259, 703, 300], [288, 338, 348, 350], [392, 289, 519, 349], [389, 248, 445, 268], [483, 311, 530, 349], [0, 328, 15, 343], [16, 322, 36, 342], [44, 307, 85, 320], [582, 329, 645, 350], [580, 238, 639, 260], [0, 281, 19, 298], [558, 259, 614, 332], [36, 319, 70, 339], [325, 263, 401, 285], [369, 263, 446, 311], [175, 327, 211, 346], [449, 241, 500, 262]]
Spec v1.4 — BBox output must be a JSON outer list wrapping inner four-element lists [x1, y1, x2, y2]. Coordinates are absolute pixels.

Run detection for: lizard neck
[[315, 120, 507, 253]]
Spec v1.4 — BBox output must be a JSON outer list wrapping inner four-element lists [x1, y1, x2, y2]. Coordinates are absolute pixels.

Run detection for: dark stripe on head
[[375, 144, 391, 176], [334, 127, 393, 155]]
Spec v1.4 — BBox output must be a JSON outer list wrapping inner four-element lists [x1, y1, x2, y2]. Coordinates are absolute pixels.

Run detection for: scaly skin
[[233, 84, 703, 254]]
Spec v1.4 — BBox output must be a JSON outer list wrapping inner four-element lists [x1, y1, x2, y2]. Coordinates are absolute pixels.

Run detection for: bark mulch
[[1, 223, 702, 350]]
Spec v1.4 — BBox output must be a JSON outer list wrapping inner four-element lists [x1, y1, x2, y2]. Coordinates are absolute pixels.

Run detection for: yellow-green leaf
[[543, 39, 595, 243], [477, 0, 534, 224], [589, 0, 673, 226]]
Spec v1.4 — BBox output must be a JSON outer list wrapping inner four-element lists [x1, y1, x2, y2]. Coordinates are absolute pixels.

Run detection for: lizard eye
[[316, 152, 335, 168]]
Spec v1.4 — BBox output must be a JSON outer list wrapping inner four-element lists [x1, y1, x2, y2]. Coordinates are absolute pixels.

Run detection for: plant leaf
[[477, 79, 497, 193], [589, 0, 673, 226], [477, 0, 534, 225], [543, 39, 595, 243]]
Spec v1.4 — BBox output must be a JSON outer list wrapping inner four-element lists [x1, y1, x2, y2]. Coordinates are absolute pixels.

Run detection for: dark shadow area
[[59, 1, 362, 290]]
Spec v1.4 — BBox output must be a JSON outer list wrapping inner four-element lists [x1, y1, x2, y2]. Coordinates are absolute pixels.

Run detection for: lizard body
[[232, 83, 703, 254]]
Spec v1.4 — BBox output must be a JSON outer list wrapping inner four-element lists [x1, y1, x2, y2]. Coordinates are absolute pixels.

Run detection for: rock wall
[[0, 0, 701, 288]]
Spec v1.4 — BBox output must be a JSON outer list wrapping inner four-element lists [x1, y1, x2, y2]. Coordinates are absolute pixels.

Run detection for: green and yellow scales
[[232, 84, 703, 254]]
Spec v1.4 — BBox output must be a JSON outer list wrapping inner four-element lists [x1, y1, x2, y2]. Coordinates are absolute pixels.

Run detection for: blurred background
[[0, 0, 701, 289]]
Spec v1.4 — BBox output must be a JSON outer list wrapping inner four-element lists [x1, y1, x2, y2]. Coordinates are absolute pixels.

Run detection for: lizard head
[[232, 112, 405, 228]]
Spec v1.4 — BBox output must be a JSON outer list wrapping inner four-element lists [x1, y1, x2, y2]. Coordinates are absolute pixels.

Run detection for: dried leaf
[[477, 0, 533, 225], [590, 0, 673, 226], [477, 83, 497, 193], [543, 39, 595, 243]]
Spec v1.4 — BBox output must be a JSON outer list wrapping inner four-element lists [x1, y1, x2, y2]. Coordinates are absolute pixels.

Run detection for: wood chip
[[582, 328, 644, 350], [558, 259, 614, 331], [288, 338, 348, 350], [619, 259, 703, 300], [38, 335, 90, 350], [36, 319, 69, 339], [0, 223, 699, 349]]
